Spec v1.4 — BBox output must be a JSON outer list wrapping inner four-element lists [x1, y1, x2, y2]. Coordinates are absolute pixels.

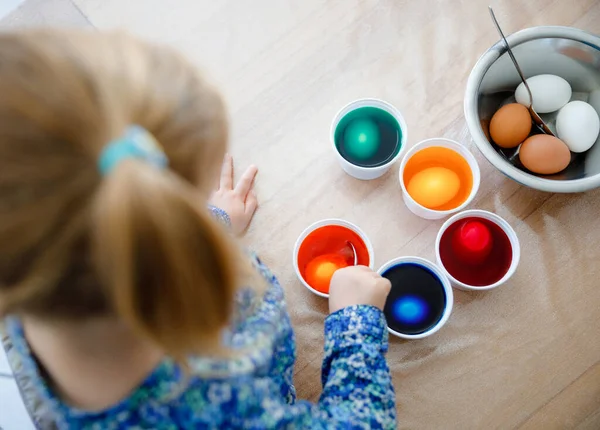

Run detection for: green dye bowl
[[331, 98, 408, 180]]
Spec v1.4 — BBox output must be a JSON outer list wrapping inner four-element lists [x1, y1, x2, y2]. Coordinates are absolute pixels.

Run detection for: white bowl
[[435, 210, 521, 291], [331, 98, 408, 180], [293, 218, 375, 298], [377, 256, 453, 339], [399, 138, 481, 220]]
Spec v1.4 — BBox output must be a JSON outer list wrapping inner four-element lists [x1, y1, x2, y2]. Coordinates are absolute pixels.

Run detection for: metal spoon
[[488, 6, 555, 137], [347, 241, 358, 266], [338, 241, 358, 266]]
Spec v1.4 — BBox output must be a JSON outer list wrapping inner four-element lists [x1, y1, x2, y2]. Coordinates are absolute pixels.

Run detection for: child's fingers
[[244, 191, 258, 216], [235, 165, 258, 198], [219, 153, 234, 190]]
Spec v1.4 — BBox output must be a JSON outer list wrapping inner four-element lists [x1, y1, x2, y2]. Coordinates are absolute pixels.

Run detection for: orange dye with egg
[[403, 146, 473, 210], [298, 225, 370, 294]]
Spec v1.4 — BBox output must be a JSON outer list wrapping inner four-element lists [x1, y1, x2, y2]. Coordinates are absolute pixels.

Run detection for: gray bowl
[[465, 26, 600, 193]]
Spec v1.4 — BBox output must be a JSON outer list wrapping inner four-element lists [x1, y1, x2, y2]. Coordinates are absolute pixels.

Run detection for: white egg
[[556, 101, 600, 153], [515, 74, 572, 113]]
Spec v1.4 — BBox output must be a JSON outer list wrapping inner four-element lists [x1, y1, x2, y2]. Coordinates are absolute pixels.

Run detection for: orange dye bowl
[[293, 219, 375, 298], [399, 138, 480, 220]]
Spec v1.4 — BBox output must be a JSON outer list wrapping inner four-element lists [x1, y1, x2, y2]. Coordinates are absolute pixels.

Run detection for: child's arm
[[317, 304, 396, 428], [234, 304, 396, 429]]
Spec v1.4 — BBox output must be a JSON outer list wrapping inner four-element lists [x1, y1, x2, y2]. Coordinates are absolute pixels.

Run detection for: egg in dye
[[297, 224, 371, 295], [305, 254, 348, 294], [407, 167, 460, 209], [343, 118, 381, 160], [439, 217, 513, 287], [451, 220, 493, 265], [403, 146, 474, 211]]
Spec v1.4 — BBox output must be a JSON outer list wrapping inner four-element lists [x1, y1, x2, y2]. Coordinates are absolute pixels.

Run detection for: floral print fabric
[[1, 206, 396, 429]]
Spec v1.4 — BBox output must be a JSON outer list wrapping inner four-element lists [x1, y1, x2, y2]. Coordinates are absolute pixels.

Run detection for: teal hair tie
[[98, 125, 168, 175]]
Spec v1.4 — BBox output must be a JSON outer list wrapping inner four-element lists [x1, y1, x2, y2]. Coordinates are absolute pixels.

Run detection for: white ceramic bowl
[[399, 138, 481, 220], [331, 98, 408, 180], [435, 210, 521, 291], [293, 218, 375, 298], [377, 256, 453, 339]]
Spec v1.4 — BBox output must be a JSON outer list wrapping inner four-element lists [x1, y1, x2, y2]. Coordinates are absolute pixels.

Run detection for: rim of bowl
[[377, 256, 454, 339], [293, 218, 375, 298], [330, 98, 409, 172], [399, 137, 482, 216], [435, 209, 521, 291], [464, 25, 600, 193]]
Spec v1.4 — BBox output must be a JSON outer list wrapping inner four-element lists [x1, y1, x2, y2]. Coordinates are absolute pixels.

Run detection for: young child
[[0, 29, 396, 429]]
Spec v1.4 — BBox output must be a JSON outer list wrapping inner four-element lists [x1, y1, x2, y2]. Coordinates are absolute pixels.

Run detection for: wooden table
[[5, 0, 600, 428]]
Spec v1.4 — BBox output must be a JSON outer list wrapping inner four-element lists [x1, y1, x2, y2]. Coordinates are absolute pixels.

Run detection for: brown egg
[[489, 103, 532, 148], [519, 135, 571, 175]]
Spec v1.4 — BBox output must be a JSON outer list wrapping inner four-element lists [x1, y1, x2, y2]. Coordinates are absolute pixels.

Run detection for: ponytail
[[0, 30, 246, 356], [93, 160, 237, 357]]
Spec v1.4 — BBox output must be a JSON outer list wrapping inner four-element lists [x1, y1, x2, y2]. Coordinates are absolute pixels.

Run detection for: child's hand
[[329, 266, 391, 314], [209, 154, 258, 236]]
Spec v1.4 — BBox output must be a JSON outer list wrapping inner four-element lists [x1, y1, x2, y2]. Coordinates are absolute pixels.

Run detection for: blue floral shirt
[[1, 207, 396, 429]]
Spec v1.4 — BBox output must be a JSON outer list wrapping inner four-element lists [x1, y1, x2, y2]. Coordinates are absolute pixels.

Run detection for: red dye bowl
[[435, 210, 521, 291], [293, 219, 374, 297]]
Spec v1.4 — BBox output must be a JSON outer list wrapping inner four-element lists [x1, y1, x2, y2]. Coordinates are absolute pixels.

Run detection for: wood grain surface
[[4, 0, 600, 428]]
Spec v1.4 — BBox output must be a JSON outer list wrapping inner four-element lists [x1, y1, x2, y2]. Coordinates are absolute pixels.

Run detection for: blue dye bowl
[[377, 256, 453, 340]]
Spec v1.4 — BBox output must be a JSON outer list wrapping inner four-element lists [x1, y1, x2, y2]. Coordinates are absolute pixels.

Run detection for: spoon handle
[[489, 6, 555, 136], [347, 241, 358, 266], [488, 6, 532, 101]]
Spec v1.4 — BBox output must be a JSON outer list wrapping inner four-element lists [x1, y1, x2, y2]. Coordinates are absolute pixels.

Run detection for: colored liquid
[[335, 106, 402, 168], [382, 263, 447, 335], [403, 146, 473, 211], [297, 225, 370, 293], [439, 217, 513, 286], [305, 255, 347, 294]]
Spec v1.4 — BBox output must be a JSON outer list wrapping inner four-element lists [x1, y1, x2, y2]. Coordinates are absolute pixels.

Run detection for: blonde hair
[[0, 29, 242, 358]]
